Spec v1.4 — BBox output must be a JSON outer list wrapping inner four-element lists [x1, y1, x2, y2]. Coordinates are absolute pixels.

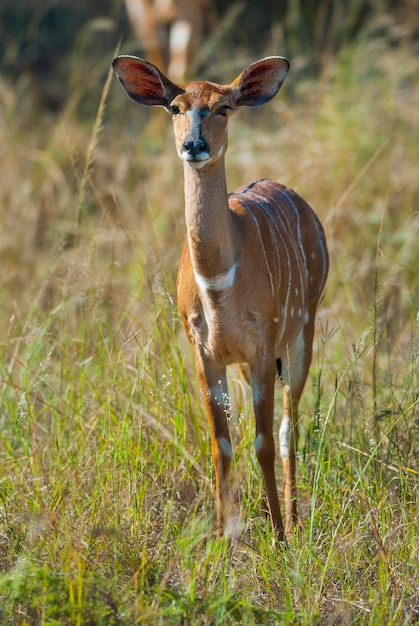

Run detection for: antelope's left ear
[[231, 57, 289, 107], [112, 55, 184, 107]]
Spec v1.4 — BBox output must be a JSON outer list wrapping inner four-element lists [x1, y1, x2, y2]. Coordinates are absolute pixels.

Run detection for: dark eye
[[217, 105, 230, 117], [169, 105, 181, 116]]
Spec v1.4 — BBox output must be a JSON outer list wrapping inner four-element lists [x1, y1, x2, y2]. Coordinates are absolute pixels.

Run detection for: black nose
[[183, 137, 208, 157]]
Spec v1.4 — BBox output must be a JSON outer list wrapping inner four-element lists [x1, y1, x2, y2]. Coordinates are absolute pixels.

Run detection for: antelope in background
[[124, 0, 214, 82], [113, 54, 329, 540]]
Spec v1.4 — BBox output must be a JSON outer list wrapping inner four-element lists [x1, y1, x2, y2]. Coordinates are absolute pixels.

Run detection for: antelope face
[[168, 82, 236, 169]]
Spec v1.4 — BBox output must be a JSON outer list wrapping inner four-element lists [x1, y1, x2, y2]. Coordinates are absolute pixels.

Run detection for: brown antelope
[[123, 0, 213, 82], [113, 55, 329, 540]]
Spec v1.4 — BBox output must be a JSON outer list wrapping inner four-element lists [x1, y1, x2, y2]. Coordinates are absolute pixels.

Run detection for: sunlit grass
[[0, 18, 418, 625]]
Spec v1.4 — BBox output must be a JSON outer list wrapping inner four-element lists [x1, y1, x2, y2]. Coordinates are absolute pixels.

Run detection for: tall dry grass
[[0, 10, 418, 625]]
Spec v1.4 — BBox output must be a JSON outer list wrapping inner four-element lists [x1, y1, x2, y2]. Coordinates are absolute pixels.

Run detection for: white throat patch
[[194, 262, 237, 292]]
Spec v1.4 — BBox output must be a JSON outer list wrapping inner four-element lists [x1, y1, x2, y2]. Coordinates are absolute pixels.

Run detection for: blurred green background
[[2, 0, 417, 109]]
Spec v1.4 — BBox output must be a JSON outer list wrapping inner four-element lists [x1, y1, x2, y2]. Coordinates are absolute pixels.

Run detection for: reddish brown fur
[[124, 0, 214, 82], [113, 55, 329, 540]]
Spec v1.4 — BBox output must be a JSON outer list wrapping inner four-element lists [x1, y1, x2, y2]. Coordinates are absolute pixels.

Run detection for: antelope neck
[[183, 158, 237, 287]]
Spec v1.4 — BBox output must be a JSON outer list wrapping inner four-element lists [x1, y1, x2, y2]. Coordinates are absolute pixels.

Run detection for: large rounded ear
[[231, 57, 289, 107], [112, 56, 184, 107]]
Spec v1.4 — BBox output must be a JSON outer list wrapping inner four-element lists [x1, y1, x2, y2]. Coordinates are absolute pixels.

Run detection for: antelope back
[[228, 180, 328, 348]]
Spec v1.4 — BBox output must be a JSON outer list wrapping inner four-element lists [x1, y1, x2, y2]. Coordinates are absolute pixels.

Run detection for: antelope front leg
[[195, 353, 232, 537], [251, 362, 285, 541]]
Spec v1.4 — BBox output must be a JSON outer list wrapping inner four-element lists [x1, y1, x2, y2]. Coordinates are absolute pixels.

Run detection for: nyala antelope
[[113, 55, 329, 540]]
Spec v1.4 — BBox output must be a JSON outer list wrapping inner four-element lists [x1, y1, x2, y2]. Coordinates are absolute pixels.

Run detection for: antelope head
[[112, 56, 289, 170]]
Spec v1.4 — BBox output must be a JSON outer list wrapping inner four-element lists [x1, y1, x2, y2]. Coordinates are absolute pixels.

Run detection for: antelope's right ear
[[112, 56, 184, 107], [232, 57, 290, 107]]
